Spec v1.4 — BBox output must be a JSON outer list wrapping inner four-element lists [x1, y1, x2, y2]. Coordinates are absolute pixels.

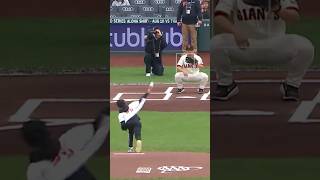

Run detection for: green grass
[[0, 18, 107, 70], [110, 67, 210, 83], [214, 158, 320, 180], [110, 111, 210, 152], [0, 155, 108, 179], [111, 177, 210, 180]]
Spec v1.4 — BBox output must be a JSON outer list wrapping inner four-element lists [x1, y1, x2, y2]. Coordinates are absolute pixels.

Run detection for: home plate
[[176, 96, 197, 99], [212, 110, 275, 116]]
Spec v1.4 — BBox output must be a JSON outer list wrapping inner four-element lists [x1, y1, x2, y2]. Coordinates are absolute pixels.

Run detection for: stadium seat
[[131, 0, 149, 5], [128, 13, 145, 18], [161, 6, 177, 18], [110, 6, 123, 17], [139, 5, 158, 16], [170, 0, 181, 7], [118, 5, 138, 16], [152, 13, 163, 18], [110, 6, 119, 13], [150, 0, 169, 6]]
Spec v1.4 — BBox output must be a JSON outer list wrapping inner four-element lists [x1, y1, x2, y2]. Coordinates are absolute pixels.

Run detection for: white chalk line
[[111, 79, 320, 86], [0, 118, 94, 131], [212, 110, 275, 116], [176, 96, 197, 99], [112, 153, 145, 156], [112, 87, 209, 101]]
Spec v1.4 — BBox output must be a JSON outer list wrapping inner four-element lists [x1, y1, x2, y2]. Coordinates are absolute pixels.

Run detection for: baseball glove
[[243, 0, 280, 10], [185, 57, 198, 65]]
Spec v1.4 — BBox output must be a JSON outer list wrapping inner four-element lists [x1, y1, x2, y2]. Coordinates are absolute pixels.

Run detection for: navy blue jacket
[[177, 0, 202, 25]]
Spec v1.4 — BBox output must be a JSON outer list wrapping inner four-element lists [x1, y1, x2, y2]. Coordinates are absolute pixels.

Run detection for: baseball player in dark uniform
[[116, 82, 154, 153]]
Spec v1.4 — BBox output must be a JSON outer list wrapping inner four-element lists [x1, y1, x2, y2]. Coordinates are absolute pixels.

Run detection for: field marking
[[163, 87, 173, 100], [9, 98, 107, 123], [111, 79, 320, 86], [218, 79, 320, 83], [289, 91, 320, 123], [212, 110, 275, 116], [113, 93, 123, 101], [201, 91, 210, 101], [0, 118, 94, 131], [9, 99, 42, 122], [112, 153, 145, 156], [0, 124, 23, 131], [176, 96, 197, 99], [164, 87, 174, 94], [112, 87, 210, 101]]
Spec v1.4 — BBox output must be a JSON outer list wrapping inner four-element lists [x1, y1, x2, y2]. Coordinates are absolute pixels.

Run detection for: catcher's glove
[[243, 0, 281, 11], [185, 57, 198, 65]]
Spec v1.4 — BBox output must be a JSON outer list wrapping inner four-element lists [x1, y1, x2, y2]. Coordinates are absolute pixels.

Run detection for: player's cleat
[[212, 82, 239, 101], [176, 88, 185, 94], [135, 140, 142, 153], [197, 88, 205, 94], [280, 82, 300, 101], [128, 147, 135, 153], [146, 73, 151, 77]]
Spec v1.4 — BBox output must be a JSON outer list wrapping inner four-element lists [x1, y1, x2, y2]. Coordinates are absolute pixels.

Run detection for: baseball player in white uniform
[[116, 82, 154, 153], [23, 110, 109, 180], [212, 0, 314, 101], [175, 46, 209, 94]]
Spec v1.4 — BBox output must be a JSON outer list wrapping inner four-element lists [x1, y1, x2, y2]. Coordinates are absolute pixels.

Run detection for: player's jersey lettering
[[215, 0, 299, 38], [182, 64, 198, 68], [177, 54, 203, 75], [237, 8, 280, 21]]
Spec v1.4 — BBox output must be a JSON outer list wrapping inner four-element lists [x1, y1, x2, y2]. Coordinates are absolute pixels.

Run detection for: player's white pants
[[175, 72, 208, 89], [211, 33, 314, 87]]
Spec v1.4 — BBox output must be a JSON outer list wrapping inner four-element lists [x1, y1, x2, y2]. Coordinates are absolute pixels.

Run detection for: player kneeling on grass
[[22, 108, 109, 180], [175, 46, 209, 94], [116, 82, 153, 153], [212, 0, 314, 101]]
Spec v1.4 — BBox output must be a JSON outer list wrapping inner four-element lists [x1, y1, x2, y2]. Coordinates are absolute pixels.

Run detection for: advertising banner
[[110, 21, 182, 52]]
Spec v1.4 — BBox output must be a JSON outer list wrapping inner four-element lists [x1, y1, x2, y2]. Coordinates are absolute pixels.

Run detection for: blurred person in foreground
[[22, 109, 109, 180]]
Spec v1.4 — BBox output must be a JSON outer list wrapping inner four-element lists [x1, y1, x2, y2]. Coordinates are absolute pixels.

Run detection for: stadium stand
[[110, 0, 212, 18], [110, 6, 121, 17]]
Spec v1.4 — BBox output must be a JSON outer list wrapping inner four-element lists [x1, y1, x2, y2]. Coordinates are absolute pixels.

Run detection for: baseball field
[[1, 0, 320, 179], [110, 50, 211, 179]]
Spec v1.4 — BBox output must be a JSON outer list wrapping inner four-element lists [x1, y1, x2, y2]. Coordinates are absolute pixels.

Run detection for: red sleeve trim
[[214, 10, 229, 18]]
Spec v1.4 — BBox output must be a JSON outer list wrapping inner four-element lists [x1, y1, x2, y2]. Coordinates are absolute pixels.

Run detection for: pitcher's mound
[[111, 152, 210, 179]]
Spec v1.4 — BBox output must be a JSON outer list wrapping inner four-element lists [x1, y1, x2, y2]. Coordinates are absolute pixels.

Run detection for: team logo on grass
[[136, 167, 152, 174], [157, 166, 203, 174]]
